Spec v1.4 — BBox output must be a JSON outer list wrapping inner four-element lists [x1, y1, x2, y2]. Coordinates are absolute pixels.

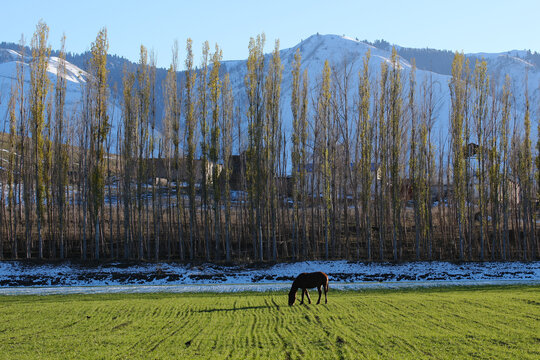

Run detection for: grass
[[0, 286, 539, 359]]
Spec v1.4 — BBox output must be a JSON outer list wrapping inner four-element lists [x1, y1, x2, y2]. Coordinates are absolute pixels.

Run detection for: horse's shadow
[[195, 305, 274, 313]]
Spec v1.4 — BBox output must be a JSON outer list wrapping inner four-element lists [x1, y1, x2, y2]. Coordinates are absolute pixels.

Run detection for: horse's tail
[[325, 277, 329, 292]]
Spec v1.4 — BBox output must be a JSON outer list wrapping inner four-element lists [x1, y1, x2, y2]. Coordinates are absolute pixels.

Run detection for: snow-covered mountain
[[0, 48, 120, 145], [0, 48, 86, 122], [1, 34, 538, 154], [226, 35, 446, 139], [221, 34, 539, 148], [468, 49, 540, 116]]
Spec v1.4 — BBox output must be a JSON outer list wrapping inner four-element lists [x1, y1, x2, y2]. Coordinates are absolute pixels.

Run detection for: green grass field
[[0, 286, 539, 359]]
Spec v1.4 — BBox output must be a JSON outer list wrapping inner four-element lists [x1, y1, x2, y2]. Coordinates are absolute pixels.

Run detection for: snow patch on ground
[[0, 261, 539, 295]]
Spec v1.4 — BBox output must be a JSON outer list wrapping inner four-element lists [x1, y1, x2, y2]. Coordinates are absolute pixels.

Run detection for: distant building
[[142, 158, 221, 185]]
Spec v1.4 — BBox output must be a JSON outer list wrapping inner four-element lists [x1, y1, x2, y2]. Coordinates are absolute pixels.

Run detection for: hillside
[[2, 34, 539, 143], [0, 47, 121, 145]]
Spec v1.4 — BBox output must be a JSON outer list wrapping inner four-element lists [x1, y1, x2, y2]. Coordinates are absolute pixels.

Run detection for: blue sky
[[1, 0, 538, 68]]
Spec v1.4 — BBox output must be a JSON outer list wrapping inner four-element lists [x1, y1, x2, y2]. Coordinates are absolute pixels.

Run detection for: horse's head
[[288, 289, 296, 306]]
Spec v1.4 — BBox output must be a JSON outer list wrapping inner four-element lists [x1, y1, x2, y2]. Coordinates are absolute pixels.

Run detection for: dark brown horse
[[288, 272, 329, 306]]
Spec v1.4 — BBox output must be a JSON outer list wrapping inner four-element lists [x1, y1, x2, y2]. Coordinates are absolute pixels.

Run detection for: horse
[[288, 272, 329, 306]]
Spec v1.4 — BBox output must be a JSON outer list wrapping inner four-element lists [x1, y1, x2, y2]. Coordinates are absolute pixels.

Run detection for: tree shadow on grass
[[195, 305, 274, 313]]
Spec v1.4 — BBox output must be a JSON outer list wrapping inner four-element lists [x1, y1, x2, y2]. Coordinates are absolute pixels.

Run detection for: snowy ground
[[0, 260, 539, 295]]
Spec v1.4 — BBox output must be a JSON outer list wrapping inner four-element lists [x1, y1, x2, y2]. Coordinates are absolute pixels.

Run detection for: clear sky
[[1, 0, 538, 69]]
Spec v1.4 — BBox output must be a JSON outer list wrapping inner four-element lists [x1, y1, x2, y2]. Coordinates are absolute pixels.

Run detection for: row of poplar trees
[[0, 22, 538, 261]]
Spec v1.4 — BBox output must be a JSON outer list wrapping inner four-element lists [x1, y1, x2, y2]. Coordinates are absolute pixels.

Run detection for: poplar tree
[[291, 49, 301, 259], [221, 73, 234, 261], [121, 67, 136, 259], [136, 45, 151, 259], [329, 78, 339, 258], [450, 53, 466, 261], [299, 69, 309, 258], [29, 20, 51, 259], [209, 44, 222, 260], [419, 75, 435, 259], [162, 58, 174, 259], [184, 38, 197, 260], [163, 41, 182, 259], [472, 60, 489, 260], [377, 61, 389, 261], [54, 34, 68, 259], [487, 82, 500, 260], [80, 59, 92, 260], [409, 61, 420, 259], [332, 56, 353, 258], [462, 59, 473, 259], [198, 41, 210, 260], [264, 40, 282, 260], [245, 33, 266, 260], [169, 41, 183, 260], [8, 85, 17, 258], [12, 36, 24, 258], [17, 36, 33, 259], [388, 47, 403, 261], [500, 76, 511, 260], [357, 50, 371, 260], [148, 51, 158, 260], [291, 50, 309, 259], [44, 85, 54, 256], [519, 83, 533, 260], [88, 28, 109, 260], [317, 60, 332, 259]]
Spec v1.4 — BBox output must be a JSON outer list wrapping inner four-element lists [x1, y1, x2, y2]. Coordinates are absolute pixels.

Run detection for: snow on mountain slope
[[471, 50, 540, 116], [46, 56, 87, 84], [0, 48, 22, 63], [0, 49, 120, 146], [0, 35, 538, 161], [221, 34, 538, 165], [221, 34, 453, 155]]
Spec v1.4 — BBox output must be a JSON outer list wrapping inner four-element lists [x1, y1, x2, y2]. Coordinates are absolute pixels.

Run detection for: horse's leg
[[305, 289, 311, 304], [317, 285, 322, 304], [324, 283, 328, 304], [300, 289, 305, 304]]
